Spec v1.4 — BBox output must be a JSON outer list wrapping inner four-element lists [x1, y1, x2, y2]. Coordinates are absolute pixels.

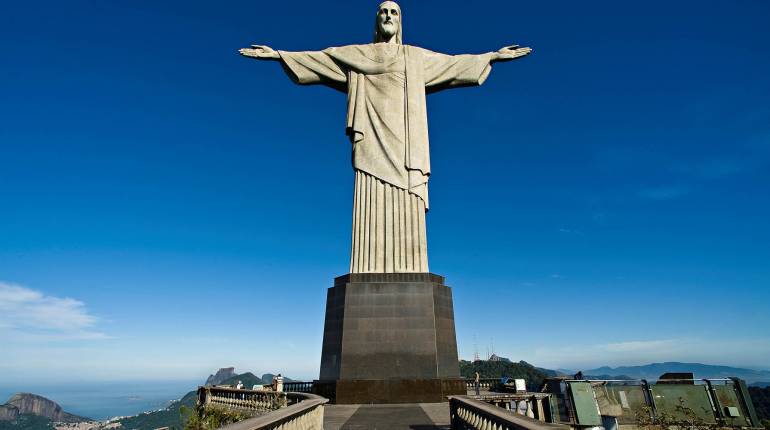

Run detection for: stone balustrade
[[199, 387, 288, 414], [466, 378, 500, 392], [449, 395, 570, 430], [197, 387, 328, 430], [475, 393, 553, 422], [217, 393, 327, 430], [282, 381, 314, 393]]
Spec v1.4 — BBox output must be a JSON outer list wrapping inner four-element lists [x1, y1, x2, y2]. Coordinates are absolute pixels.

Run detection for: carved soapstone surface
[[240, 1, 531, 273]]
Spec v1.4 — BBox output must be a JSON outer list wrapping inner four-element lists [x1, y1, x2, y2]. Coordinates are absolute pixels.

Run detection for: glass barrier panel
[[649, 384, 716, 424], [593, 382, 649, 425], [712, 383, 750, 427]]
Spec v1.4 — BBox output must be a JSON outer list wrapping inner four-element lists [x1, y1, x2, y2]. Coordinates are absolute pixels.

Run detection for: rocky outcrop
[[4, 393, 88, 423], [205, 367, 237, 386], [260, 374, 294, 383], [0, 404, 20, 421]]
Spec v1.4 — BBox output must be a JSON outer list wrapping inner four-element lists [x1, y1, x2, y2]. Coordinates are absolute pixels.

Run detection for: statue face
[[377, 1, 400, 41]]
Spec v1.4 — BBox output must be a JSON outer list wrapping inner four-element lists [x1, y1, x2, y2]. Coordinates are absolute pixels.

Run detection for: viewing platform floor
[[323, 403, 450, 429]]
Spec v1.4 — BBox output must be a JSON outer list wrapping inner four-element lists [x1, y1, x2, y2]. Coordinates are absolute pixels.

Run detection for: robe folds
[[277, 44, 495, 273]]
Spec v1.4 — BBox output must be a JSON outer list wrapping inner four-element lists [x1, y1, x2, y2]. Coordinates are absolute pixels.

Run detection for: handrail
[[449, 395, 570, 430], [469, 393, 552, 422], [217, 393, 328, 430], [281, 381, 314, 393], [466, 378, 501, 390], [198, 386, 288, 413]]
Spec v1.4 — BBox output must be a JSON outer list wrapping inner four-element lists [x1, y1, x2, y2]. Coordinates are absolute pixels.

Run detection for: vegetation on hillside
[[259, 374, 294, 384], [584, 374, 634, 380], [117, 391, 197, 430], [0, 415, 53, 430], [749, 386, 770, 429], [219, 373, 265, 388], [459, 360, 550, 391]]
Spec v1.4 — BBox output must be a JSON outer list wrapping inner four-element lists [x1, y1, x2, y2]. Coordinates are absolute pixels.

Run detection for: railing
[[199, 387, 287, 414], [218, 393, 327, 430], [282, 381, 314, 393], [541, 377, 762, 429], [449, 395, 570, 430], [475, 393, 553, 422], [197, 387, 328, 430], [466, 378, 501, 392]]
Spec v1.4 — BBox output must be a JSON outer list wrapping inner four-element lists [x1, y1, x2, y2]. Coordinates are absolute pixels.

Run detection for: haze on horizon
[[1, 0, 769, 385]]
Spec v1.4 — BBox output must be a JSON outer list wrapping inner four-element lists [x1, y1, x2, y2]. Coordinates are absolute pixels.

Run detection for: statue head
[[374, 1, 402, 44]]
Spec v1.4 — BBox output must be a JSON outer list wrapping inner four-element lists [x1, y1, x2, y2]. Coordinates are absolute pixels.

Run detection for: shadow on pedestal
[[314, 273, 466, 404]]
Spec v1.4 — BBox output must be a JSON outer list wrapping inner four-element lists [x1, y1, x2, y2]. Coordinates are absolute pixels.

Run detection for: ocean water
[[0, 380, 201, 421]]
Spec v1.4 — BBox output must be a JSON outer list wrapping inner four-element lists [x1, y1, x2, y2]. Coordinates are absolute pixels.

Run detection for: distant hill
[[581, 362, 770, 383], [0, 393, 90, 430], [260, 374, 295, 384], [535, 367, 559, 378], [584, 374, 634, 380], [204, 369, 297, 389], [205, 367, 237, 386], [459, 360, 550, 391], [0, 394, 88, 424], [220, 372, 265, 388]]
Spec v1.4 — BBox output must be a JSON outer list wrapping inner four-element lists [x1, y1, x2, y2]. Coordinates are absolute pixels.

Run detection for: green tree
[[458, 360, 549, 391], [182, 406, 248, 430]]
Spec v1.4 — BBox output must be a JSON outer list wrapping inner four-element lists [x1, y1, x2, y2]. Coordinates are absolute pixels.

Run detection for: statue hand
[[494, 45, 532, 62], [239, 45, 280, 60]]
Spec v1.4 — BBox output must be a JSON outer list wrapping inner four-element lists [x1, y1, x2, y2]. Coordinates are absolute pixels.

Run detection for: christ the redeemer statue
[[240, 1, 531, 274]]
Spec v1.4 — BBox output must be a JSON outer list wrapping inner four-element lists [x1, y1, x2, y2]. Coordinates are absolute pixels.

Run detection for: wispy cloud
[[558, 228, 585, 236], [639, 185, 691, 201], [0, 282, 108, 340], [603, 339, 678, 353]]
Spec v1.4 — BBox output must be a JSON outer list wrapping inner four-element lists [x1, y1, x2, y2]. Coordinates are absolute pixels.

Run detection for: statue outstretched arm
[[421, 44, 532, 93], [492, 45, 532, 63], [239, 44, 347, 92], [239, 45, 280, 60]]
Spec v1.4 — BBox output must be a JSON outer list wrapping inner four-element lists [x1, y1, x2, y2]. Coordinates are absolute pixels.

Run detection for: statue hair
[[373, 1, 403, 44]]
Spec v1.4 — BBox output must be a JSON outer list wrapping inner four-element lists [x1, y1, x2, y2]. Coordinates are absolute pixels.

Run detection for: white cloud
[[603, 339, 678, 353], [0, 281, 108, 340]]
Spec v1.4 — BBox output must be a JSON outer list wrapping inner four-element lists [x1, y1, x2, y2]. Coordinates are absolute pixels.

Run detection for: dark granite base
[[314, 378, 466, 404], [318, 273, 463, 404]]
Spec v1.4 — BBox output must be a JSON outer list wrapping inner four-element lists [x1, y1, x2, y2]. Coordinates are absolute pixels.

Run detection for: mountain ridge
[[580, 362, 770, 383]]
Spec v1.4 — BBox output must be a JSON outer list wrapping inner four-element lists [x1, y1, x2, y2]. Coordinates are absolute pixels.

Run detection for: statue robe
[[278, 44, 494, 273]]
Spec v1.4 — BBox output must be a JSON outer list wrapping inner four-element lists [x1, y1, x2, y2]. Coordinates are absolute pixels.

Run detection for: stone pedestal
[[315, 273, 466, 404]]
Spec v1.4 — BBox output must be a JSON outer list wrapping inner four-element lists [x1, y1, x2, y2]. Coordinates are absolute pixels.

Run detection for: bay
[[0, 380, 200, 421]]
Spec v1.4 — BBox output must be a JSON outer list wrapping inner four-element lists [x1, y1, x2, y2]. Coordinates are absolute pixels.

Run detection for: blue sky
[[1, 0, 769, 384]]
